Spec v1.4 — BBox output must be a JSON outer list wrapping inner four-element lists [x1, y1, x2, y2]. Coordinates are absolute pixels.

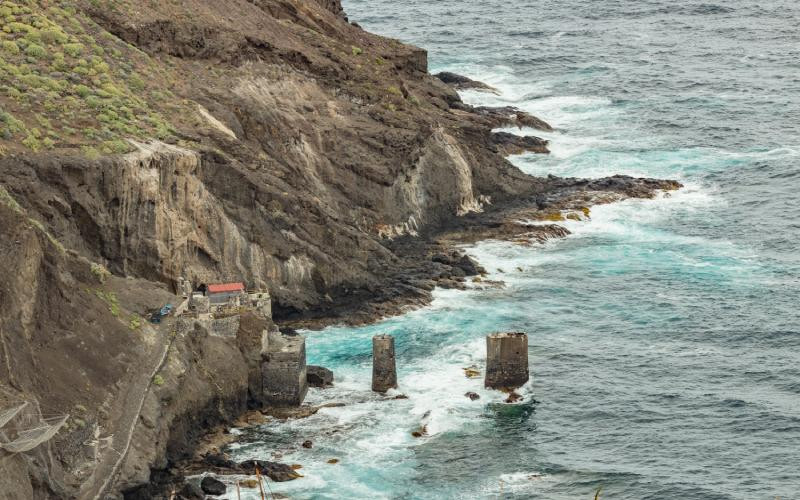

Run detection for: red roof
[[207, 282, 245, 294]]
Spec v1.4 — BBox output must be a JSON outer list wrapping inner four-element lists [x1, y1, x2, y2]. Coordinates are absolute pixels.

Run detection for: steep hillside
[[1, 0, 554, 322], [0, 1, 680, 498]]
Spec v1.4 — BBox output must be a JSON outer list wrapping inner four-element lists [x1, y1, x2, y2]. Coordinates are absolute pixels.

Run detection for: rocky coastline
[[0, 0, 681, 498]]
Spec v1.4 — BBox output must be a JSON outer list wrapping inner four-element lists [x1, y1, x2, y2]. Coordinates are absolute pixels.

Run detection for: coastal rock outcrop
[[435, 72, 500, 93], [307, 366, 334, 388], [492, 131, 550, 155]]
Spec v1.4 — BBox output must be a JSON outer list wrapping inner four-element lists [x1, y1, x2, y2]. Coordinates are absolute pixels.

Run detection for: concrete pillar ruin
[[484, 332, 529, 390], [372, 334, 398, 393], [261, 331, 308, 406]]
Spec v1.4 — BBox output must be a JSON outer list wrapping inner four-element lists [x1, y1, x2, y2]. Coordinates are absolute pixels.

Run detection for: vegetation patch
[[0, 0, 183, 154], [128, 315, 141, 330], [94, 289, 120, 317], [90, 262, 110, 283], [0, 184, 23, 213]]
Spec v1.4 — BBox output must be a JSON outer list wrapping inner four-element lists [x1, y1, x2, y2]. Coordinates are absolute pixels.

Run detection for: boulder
[[431, 252, 484, 277], [307, 365, 334, 387], [238, 460, 302, 482], [456, 254, 483, 276], [202, 453, 237, 469], [200, 476, 226, 496], [302, 440, 313, 448], [465, 392, 480, 401], [177, 482, 204, 500]]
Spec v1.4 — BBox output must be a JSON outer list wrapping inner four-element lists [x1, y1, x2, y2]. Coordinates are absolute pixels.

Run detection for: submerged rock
[[307, 365, 334, 387], [411, 424, 429, 438], [505, 391, 523, 403], [302, 440, 313, 448], [463, 366, 481, 379], [465, 391, 481, 401], [200, 476, 226, 496]]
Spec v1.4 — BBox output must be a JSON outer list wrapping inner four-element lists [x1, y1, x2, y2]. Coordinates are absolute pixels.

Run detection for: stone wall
[[199, 315, 240, 338]]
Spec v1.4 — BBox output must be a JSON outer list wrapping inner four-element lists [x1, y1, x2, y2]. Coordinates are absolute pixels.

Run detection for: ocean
[[225, 1, 800, 498]]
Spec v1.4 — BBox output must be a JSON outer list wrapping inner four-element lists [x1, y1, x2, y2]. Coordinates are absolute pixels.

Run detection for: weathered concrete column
[[372, 334, 397, 393], [261, 331, 308, 406], [485, 332, 529, 390]]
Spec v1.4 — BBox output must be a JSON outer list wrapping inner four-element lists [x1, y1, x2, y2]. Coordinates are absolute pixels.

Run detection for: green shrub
[[101, 139, 129, 154], [5, 21, 35, 34], [24, 42, 46, 59], [0, 109, 25, 136], [23, 28, 41, 44], [152, 374, 164, 386], [3, 86, 22, 99], [351, 45, 362, 56], [34, 114, 51, 128], [1, 40, 19, 54], [40, 27, 67, 44], [74, 84, 91, 97], [128, 73, 145, 90], [22, 131, 41, 151], [80, 145, 100, 159], [63, 42, 83, 57]]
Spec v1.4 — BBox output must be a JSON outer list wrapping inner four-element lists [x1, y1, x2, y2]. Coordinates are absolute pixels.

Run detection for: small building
[[246, 291, 272, 318], [206, 282, 245, 307]]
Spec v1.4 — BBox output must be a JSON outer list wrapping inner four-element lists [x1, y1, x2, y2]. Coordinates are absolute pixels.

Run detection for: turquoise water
[[227, 1, 800, 498]]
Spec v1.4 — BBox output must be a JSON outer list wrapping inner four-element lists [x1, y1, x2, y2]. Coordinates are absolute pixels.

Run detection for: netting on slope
[[0, 402, 27, 429], [0, 414, 69, 453]]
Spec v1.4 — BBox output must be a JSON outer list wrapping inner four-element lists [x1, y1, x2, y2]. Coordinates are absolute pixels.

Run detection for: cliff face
[[0, 195, 275, 499], [1, 0, 542, 319]]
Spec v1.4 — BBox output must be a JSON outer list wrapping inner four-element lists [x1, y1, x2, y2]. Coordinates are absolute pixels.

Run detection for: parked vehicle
[[149, 304, 173, 324]]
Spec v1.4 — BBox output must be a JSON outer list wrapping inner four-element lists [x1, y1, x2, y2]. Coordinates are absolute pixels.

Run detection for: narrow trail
[[80, 306, 185, 500]]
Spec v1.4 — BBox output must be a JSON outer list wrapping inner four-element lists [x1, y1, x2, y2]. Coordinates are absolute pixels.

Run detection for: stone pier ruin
[[372, 334, 398, 393], [261, 330, 308, 406], [484, 332, 529, 390]]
